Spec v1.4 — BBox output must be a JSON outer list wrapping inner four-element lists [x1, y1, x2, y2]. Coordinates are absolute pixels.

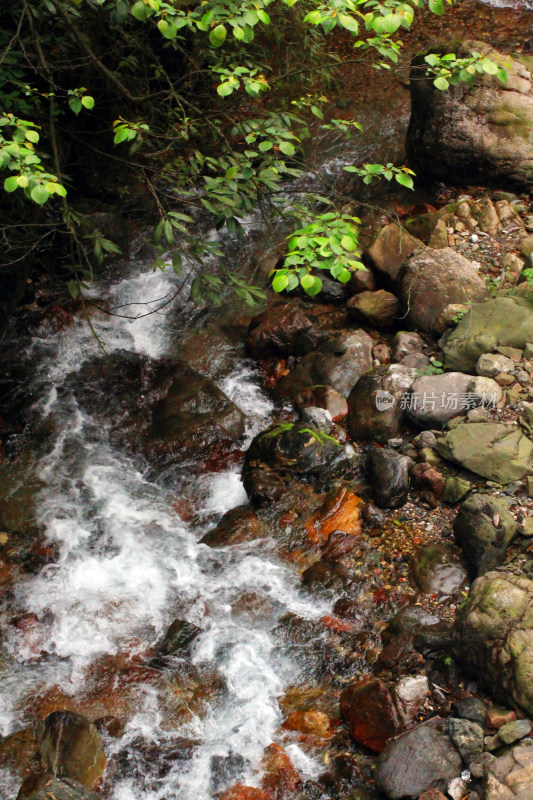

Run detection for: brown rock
[[261, 744, 301, 799], [346, 290, 399, 327], [365, 223, 420, 283], [293, 385, 348, 422], [245, 302, 322, 358], [282, 710, 334, 738], [349, 266, 377, 294], [200, 506, 265, 547], [410, 463, 445, 507], [220, 786, 272, 800], [39, 711, 106, 790], [486, 708, 517, 730], [305, 487, 363, 545], [419, 790, 448, 800], [340, 677, 402, 752]]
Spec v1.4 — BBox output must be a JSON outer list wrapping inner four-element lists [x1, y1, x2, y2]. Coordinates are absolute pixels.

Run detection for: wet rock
[[392, 331, 425, 362], [360, 502, 387, 528], [407, 41, 533, 190], [437, 423, 533, 485], [39, 711, 106, 790], [0, 727, 39, 785], [299, 407, 333, 433], [261, 743, 302, 799], [282, 710, 333, 738], [442, 477, 471, 505], [17, 775, 98, 800], [365, 223, 420, 283], [347, 364, 417, 444], [401, 353, 430, 370], [412, 543, 468, 596], [305, 487, 363, 546], [301, 560, 354, 595], [448, 717, 484, 763], [453, 696, 488, 726], [441, 295, 533, 374], [320, 529, 360, 560], [454, 571, 533, 716], [219, 786, 271, 800], [346, 290, 399, 327], [242, 423, 344, 505], [340, 677, 402, 753], [414, 620, 453, 656], [277, 330, 373, 400], [407, 373, 472, 428], [210, 753, 248, 794], [399, 247, 489, 334], [498, 719, 532, 745], [201, 506, 266, 547], [366, 447, 410, 509], [392, 675, 429, 726], [453, 494, 517, 577], [159, 619, 202, 657], [245, 303, 323, 358], [293, 385, 348, 422], [383, 605, 441, 647], [375, 717, 462, 799], [410, 463, 445, 507]]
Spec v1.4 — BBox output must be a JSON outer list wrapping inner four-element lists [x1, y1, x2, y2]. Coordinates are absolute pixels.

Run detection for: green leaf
[[131, 1, 149, 21], [217, 82, 234, 97], [433, 76, 449, 91], [233, 25, 245, 40], [259, 140, 273, 152], [395, 172, 414, 189], [4, 176, 19, 193], [341, 234, 357, 251], [338, 13, 358, 32], [305, 275, 322, 296], [257, 9, 270, 23], [300, 273, 314, 290], [25, 129, 39, 143], [67, 280, 79, 299], [209, 24, 227, 46], [81, 96, 95, 110], [279, 140, 295, 156], [172, 251, 183, 274], [272, 273, 289, 292], [69, 97, 82, 115], [482, 59, 498, 75], [30, 184, 50, 204], [428, 0, 444, 13]]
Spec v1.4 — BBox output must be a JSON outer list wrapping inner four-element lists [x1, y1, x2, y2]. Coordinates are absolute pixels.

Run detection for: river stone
[[245, 302, 323, 358], [366, 447, 411, 509], [436, 423, 533, 484], [453, 494, 517, 577], [441, 295, 533, 374], [340, 677, 402, 752], [200, 506, 266, 547], [18, 776, 98, 800], [40, 711, 106, 790], [498, 719, 532, 745], [347, 364, 417, 444], [159, 619, 202, 656], [484, 742, 533, 799], [478, 353, 516, 378], [454, 571, 533, 715], [447, 717, 484, 763], [392, 331, 425, 362], [346, 290, 399, 327], [375, 717, 462, 799], [407, 372, 472, 427], [277, 330, 373, 400], [365, 223, 421, 283], [399, 247, 489, 334], [412, 543, 468, 596], [406, 41, 533, 190]]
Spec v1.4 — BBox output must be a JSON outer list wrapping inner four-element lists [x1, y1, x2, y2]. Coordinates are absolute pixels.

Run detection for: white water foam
[[0, 253, 329, 800]]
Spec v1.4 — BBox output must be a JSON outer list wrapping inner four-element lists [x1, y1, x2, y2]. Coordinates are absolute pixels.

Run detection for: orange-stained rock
[[305, 487, 363, 545], [220, 785, 272, 800], [322, 615, 358, 634], [261, 743, 302, 799], [282, 710, 333, 738], [340, 677, 401, 753], [485, 707, 517, 729]]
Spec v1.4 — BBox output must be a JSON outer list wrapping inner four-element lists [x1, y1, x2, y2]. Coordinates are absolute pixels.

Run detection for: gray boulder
[[454, 571, 533, 715], [437, 423, 533, 484], [375, 717, 462, 799], [407, 372, 472, 427], [453, 494, 517, 577], [407, 41, 533, 190], [399, 247, 489, 334], [441, 293, 533, 373]]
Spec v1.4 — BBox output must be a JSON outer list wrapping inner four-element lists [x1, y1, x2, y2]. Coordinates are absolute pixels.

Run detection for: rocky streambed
[[2, 12, 533, 800]]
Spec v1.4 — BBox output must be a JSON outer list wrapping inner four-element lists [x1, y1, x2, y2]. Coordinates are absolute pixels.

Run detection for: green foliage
[[344, 162, 415, 188], [423, 51, 508, 91]]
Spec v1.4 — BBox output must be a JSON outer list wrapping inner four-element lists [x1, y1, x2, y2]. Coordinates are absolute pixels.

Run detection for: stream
[[1, 2, 532, 797]]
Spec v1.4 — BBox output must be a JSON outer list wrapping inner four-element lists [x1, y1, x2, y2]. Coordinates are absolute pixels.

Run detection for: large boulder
[[454, 571, 533, 715], [436, 423, 533, 484], [407, 41, 533, 190], [346, 290, 399, 327], [39, 711, 106, 790], [453, 494, 517, 577], [347, 364, 418, 443], [245, 302, 323, 358], [277, 330, 373, 400], [442, 294, 533, 373], [407, 372, 472, 427], [375, 717, 462, 799], [399, 247, 489, 334]]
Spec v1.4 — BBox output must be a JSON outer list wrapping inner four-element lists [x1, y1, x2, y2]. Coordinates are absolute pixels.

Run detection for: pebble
[[498, 718, 532, 744]]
